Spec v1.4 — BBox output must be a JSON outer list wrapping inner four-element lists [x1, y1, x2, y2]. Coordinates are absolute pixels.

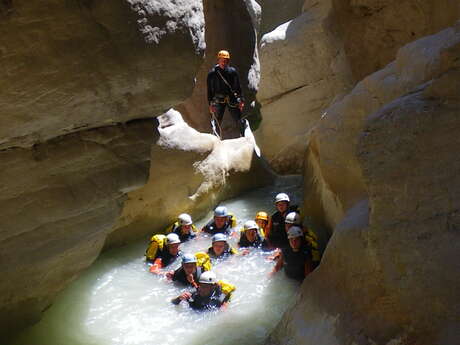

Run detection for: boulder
[[267, 23, 460, 345], [0, 120, 154, 339], [106, 109, 276, 247]]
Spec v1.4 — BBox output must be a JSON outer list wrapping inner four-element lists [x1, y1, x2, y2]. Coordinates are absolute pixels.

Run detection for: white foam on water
[[12, 177, 303, 345]]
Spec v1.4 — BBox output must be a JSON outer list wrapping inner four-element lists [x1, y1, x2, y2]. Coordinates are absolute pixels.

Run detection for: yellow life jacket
[[228, 213, 237, 228], [217, 280, 236, 297], [194, 251, 212, 272], [145, 234, 167, 261], [304, 228, 320, 262]]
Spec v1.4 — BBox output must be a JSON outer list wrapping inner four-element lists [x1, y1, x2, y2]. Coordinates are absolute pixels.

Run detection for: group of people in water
[[144, 193, 321, 311]]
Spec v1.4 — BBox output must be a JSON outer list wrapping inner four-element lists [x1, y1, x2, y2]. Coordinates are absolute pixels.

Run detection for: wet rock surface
[[107, 109, 276, 248], [267, 22, 460, 345]]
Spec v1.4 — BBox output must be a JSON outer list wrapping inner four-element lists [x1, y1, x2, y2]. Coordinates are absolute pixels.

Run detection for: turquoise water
[[12, 176, 303, 345]]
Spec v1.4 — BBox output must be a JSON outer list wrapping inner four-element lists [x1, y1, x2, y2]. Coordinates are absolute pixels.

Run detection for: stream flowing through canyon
[[12, 176, 304, 345]]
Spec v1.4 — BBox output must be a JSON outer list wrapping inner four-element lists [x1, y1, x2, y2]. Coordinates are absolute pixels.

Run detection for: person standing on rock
[[207, 50, 245, 138]]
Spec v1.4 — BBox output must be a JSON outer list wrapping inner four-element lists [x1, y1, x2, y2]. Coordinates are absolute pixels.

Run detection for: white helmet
[[182, 253, 197, 264], [198, 271, 217, 284], [275, 193, 290, 203], [287, 226, 303, 239], [285, 212, 301, 225], [212, 233, 227, 243], [214, 206, 228, 217], [178, 213, 193, 226], [166, 233, 181, 245], [243, 220, 258, 231]]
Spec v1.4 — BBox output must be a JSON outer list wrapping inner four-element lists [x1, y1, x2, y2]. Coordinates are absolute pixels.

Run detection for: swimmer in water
[[165, 213, 199, 242], [207, 233, 238, 260], [271, 226, 313, 281], [166, 253, 208, 288], [201, 206, 237, 236], [171, 271, 234, 310]]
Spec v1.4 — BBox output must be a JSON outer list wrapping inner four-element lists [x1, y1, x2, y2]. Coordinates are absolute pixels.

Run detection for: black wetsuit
[[172, 266, 204, 287], [281, 245, 312, 281], [207, 64, 245, 136], [187, 285, 229, 311], [202, 219, 232, 235], [268, 205, 299, 249], [238, 232, 268, 249]]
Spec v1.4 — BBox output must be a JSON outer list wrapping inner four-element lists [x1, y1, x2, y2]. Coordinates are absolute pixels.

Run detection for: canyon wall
[[256, 0, 460, 174], [267, 21, 460, 345], [0, 0, 204, 339]]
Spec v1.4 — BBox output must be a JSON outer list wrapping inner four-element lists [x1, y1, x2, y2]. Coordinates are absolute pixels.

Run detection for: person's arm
[[233, 70, 244, 111], [271, 252, 284, 275], [207, 71, 216, 113], [171, 291, 192, 305]]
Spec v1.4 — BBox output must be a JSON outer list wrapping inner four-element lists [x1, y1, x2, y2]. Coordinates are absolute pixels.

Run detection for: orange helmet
[[255, 211, 269, 221], [217, 50, 230, 59]]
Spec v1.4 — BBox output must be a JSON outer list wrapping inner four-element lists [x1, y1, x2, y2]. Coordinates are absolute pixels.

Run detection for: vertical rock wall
[[0, 0, 204, 339], [267, 23, 460, 345]]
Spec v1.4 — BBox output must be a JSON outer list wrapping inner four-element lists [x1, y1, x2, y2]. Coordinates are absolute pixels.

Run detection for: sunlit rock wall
[[0, 0, 204, 339], [268, 22, 460, 345], [106, 109, 275, 248], [256, 0, 459, 174]]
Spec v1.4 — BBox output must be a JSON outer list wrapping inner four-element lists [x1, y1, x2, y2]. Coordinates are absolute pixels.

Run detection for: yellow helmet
[[255, 211, 269, 221], [217, 50, 230, 59]]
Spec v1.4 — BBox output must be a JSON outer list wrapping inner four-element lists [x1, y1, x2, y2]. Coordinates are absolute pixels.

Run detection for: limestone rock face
[[305, 22, 460, 230], [0, 120, 154, 338], [255, 0, 459, 174], [256, 0, 304, 36], [0, 0, 205, 339], [0, 0, 204, 149], [107, 109, 275, 247], [267, 23, 460, 345], [256, 1, 354, 173], [333, 0, 460, 81]]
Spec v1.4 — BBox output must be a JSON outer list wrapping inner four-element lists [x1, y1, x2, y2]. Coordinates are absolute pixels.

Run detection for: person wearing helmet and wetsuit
[[166, 213, 198, 242], [271, 226, 313, 281], [207, 233, 238, 260], [238, 220, 268, 249], [166, 253, 205, 288], [284, 212, 321, 268], [202, 206, 235, 235], [171, 271, 233, 310], [146, 233, 182, 274], [265, 193, 299, 249], [207, 50, 245, 137]]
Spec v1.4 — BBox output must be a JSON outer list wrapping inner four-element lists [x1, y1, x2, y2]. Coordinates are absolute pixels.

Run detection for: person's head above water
[[287, 226, 303, 251], [214, 206, 229, 228], [178, 213, 193, 234], [197, 271, 218, 297], [243, 220, 258, 243], [274, 193, 290, 213], [211, 233, 228, 256], [285, 212, 301, 232], [255, 211, 269, 228], [166, 233, 181, 255], [181, 253, 197, 275]]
